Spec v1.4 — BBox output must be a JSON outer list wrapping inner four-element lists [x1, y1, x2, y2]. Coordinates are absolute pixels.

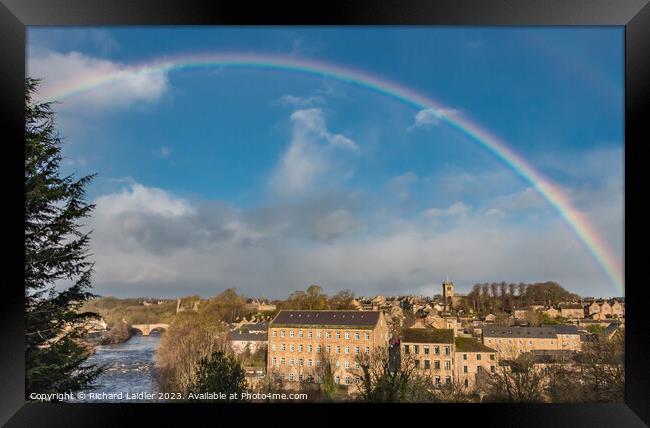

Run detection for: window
[[299, 358, 303, 366], [336, 346, 341, 354], [490, 354, 495, 360], [281, 344, 286, 351], [434, 346, 440, 355], [298, 374, 303, 382], [281, 330, 285, 338], [434, 361, 440, 370], [336, 332, 341, 339], [290, 330, 294, 338], [355, 347, 360, 355], [280, 358, 285, 366], [272, 344, 276, 351], [355, 332, 360, 340], [335, 360, 340, 368], [345, 332, 350, 340], [308, 331, 312, 339], [345, 360, 350, 368], [365, 332, 370, 340], [365, 347, 370, 354], [414, 345, 420, 355], [326, 332, 331, 339], [335, 376, 340, 384], [345, 346, 350, 354], [308, 345, 312, 352], [272, 357, 276, 365], [444, 360, 451, 370], [404, 344, 410, 354], [290, 344, 295, 352], [424, 345, 430, 355], [299, 345, 303, 352], [355, 361, 360, 369], [444, 346, 450, 355], [317, 345, 322, 353], [272, 331, 277, 338], [317, 331, 322, 339], [289, 373, 294, 381], [326, 345, 331, 353], [424, 360, 430, 369], [463, 354, 467, 360], [414, 360, 420, 368], [435, 376, 441, 385], [289, 358, 294, 366], [487, 339, 492, 343], [463, 366, 468, 373], [477, 354, 481, 361], [445, 376, 451, 385], [345, 376, 351, 385], [490, 366, 495, 373], [317, 360, 322, 367], [308, 359, 313, 367], [464, 379, 469, 388], [298, 330, 303, 338]]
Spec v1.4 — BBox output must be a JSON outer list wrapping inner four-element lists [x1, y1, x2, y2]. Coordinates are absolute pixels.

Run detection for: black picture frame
[[1, 0, 648, 426]]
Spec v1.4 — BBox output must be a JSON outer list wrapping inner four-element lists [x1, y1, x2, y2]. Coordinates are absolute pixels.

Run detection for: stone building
[[267, 310, 389, 388], [482, 325, 581, 358], [401, 328, 455, 387], [454, 337, 497, 389], [558, 303, 585, 319], [227, 331, 268, 354]]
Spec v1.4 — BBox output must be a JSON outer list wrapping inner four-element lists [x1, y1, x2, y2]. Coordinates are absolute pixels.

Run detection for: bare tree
[[479, 353, 547, 402]]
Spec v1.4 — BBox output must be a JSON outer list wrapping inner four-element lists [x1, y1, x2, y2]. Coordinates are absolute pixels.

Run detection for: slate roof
[[455, 337, 496, 353], [227, 332, 268, 342], [270, 310, 380, 328], [483, 325, 579, 338], [401, 328, 454, 344]]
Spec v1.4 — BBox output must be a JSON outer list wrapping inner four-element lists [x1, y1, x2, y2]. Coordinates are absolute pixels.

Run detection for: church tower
[[442, 276, 454, 309]]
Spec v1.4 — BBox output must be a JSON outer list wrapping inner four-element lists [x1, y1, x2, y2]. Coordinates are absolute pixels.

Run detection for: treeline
[[80, 296, 183, 326], [275, 285, 357, 311], [463, 281, 580, 314]]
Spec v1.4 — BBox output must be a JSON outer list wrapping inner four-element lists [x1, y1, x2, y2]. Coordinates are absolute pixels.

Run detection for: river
[[73, 334, 162, 402]]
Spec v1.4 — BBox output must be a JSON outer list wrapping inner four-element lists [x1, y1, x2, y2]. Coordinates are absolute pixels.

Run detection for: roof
[[270, 310, 381, 328], [227, 332, 268, 342], [455, 337, 496, 353], [244, 322, 268, 332], [401, 328, 454, 344], [559, 303, 584, 310], [483, 325, 579, 338]]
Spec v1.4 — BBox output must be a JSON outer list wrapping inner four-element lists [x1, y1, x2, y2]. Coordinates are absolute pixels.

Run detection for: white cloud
[[270, 108, 357, 195], [424, 201, 470, 218], [275, 94, 326, 108], [94, 184, 193, 219], [386, 172, 418, 200], [28, 51, 169, 111], [409, 108, 459, 130]]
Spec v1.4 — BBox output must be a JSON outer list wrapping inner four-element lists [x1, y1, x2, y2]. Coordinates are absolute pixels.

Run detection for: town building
[[482, 325, 581, 358], [558, 303, 585, 319], [454, 337, 497, 389], [267, 310, 389, 388], [401, 328, 455, 387], [227, 331, 268, 354]]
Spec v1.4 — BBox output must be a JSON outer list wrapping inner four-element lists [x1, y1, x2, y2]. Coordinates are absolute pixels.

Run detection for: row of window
[[403, 344, 450, 355], [487, 338, 555, 345], [271, 357, 362, 369], [272, 330, 371, 340], [413, 359, 452, 370], [462, 353, 495, 361], [462, 365, 496, 373], [271, 343, 370, 355], [275, 373, 359, 385]]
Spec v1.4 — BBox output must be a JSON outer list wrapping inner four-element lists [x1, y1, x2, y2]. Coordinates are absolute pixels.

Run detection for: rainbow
[[38, 52, 624, 294]]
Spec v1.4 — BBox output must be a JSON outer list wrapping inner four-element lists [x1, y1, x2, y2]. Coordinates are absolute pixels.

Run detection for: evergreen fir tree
[[24, 77, 103, 397]]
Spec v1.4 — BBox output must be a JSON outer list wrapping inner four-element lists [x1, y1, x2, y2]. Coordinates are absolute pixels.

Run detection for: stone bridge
[[131, 323, 170, 336]]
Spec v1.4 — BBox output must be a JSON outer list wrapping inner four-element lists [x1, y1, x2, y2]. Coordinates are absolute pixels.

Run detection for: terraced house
[[267, 310, 389, 388], [482, 325, 581, 358], [401, 328, 455, 387]]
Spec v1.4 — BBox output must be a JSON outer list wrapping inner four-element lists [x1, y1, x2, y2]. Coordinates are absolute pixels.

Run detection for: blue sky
[[27, 27, 624, 299]]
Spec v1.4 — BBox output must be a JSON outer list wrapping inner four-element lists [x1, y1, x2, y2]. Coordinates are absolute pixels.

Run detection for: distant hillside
[[81, 296, 198, 326]]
